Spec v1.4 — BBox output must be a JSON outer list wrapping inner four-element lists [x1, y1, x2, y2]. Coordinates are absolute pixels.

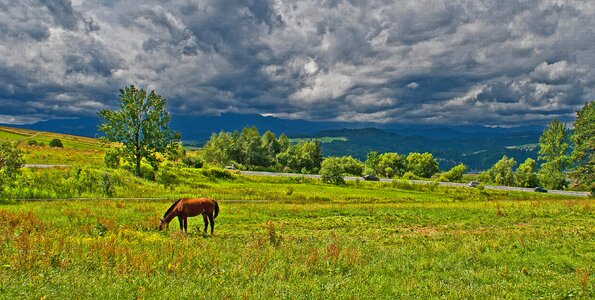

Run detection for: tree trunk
[[135, 154, 142, 177]]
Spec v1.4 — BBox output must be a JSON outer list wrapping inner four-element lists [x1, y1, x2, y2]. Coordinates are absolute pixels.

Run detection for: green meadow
[[0, 127, 594, 298]]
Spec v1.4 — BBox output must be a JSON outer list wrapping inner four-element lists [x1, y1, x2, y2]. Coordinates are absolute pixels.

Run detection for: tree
[[515, 158, 538, 188], [480, 155, 516, 186], [570, 102, 594, 190], [537, 119, 570, 189], [338, 156, 364, 176], [0, 141, 24, 191], [440, 163, 467, 182], [320, 157, 345, 185], [364, 151, 380, 175], [97, 85, 180, 177], [49, 138, 63, 148], [378, 152, 407, 178], [406, 152, 439, 178]]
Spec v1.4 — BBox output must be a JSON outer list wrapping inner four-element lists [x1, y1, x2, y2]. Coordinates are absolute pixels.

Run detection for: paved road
[[239, 171, 591, 197]]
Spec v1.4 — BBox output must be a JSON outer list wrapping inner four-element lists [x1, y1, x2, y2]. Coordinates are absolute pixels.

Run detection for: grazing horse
[[159, 198, 219, 234]]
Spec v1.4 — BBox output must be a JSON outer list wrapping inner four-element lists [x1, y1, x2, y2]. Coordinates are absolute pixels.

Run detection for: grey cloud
[[0, 0, 593, 126]]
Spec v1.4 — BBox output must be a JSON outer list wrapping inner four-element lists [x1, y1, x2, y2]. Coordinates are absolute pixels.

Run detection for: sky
[[0, 0, 593, 126]]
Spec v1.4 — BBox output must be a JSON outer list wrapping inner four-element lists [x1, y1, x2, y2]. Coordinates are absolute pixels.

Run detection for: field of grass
[[1, 195, 593, 298], [1, 126, 593, 298]]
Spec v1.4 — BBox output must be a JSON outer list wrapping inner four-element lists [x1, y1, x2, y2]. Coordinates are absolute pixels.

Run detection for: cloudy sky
[[0, 0, 593, 125]]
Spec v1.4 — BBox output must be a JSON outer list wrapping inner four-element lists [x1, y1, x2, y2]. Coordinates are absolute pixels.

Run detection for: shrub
[[155, 162, 179, 189], [439, 164, 467, 182], [49, 138, 63, 148], [27, 140, 39, 146], [0, 141, 24, 192], [320, 157, 345, 185], [402, 171, 421, 180], [201, 168, 233, 179], [182, 156, 204, 168], [104, 148, 121, 169]]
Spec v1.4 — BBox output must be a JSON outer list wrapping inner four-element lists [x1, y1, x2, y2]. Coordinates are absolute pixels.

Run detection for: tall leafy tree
[[406, 152, 439, 178], [537, 119, 570, 189], [364, 151, 380, 175], [98, 85, 180, 177], [515, 158, 538, 188], [570, 102, 594, 191], [479, 155, 516, 186], [378, 152, 407, 178]]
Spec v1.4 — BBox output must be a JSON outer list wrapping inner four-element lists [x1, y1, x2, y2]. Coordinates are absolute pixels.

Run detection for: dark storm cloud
[[0, 0, 593, 125]]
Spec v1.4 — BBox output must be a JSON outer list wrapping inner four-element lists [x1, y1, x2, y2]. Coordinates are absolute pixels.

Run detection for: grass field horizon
[[1, 125, 593, 298]]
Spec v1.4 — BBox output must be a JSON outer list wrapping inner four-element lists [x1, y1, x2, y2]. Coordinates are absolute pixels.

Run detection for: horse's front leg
[[178, 216, 184, 232]]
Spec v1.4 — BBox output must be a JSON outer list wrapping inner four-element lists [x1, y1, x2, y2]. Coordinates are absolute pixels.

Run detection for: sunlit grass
[[0, 197, 593, 298]]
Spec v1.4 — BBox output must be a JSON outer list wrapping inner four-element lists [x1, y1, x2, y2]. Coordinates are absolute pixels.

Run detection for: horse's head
[[158, 218, 167, 230]]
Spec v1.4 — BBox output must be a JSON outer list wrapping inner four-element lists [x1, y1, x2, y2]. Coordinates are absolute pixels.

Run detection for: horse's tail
[[213, 199, 219, 218]]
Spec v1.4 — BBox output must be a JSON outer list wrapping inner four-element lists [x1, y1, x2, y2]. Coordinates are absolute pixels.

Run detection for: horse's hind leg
[[202, 213, 208, 234], [208, 213, 215, 235]]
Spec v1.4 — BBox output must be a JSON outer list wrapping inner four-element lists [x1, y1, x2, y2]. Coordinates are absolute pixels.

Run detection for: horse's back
[[183, 198, 215, 216]]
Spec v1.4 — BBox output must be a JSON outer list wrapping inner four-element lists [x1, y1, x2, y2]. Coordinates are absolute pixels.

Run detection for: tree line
[[479, 102, 593, 192], [1, 85, 592, 196]]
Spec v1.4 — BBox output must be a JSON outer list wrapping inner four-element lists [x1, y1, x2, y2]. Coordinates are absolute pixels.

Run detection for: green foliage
[[336, 156, 364, 176], [97, 85, 181, 177], [570, 101, 594, 188], [49, 138, 63, 148], [202, 126, 322, 173], [406, 152, 439, 178], [0, 141, 24, 193], [201, 168, 233, 179], [515, 158, 538, 188], [364, 151, 380, 175], [378, 152, 407, 178], [439, 163, 467, 182], [402, 171, 421, 180], [480, 155, 516, 186], [320, 157, 345, 185], [537, 119, 570, 189], [27, 140, 40, 146], [104, 148, 121, 169], [155, 162, 178, 189], [181, 155, 204, 168]]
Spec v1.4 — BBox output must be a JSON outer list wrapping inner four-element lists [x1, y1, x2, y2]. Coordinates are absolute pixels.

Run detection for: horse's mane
[[162, 198, 183, 218]]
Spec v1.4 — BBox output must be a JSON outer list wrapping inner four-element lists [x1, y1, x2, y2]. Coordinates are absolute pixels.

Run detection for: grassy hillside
[[1, 126, 106, 165]]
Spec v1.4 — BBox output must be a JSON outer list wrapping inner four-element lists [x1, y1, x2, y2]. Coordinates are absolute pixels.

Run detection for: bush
[[27, 140, 40, 146], [402, 171, 421, 180], [201, 168, 233, 179], [439, 164, 467, 182], [104, 148, 121, 169], [0, 141, 24, 192], [182, 156, 204, 168], [320, 157, 345, 185], [155, 162, 178, 189], [49, 138, 63, 148]]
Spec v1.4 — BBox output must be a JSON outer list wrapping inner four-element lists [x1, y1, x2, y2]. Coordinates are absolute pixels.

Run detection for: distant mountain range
[[2, 113, 544, 171]]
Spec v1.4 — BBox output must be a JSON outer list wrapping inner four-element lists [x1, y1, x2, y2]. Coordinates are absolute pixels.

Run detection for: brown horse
[[159, 198, 219, 234]]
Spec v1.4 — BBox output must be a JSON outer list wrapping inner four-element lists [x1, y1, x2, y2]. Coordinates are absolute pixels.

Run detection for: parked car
[[468, 181, 479, 188], [534, 186, 548, 193], [363, 174, 380, 181]]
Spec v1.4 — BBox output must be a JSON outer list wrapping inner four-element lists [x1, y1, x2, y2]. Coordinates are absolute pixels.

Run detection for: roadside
[[240, 170, 591, 197]]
